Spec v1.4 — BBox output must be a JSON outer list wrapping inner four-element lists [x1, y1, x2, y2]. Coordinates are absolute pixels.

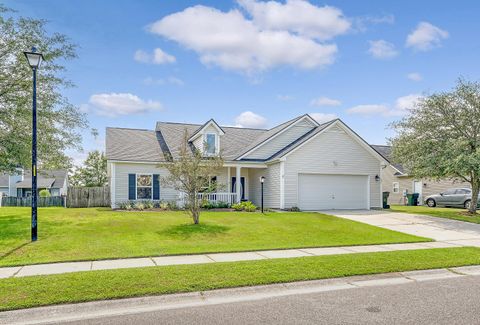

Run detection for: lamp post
[[23, 47, 44, 242], [260, 176, 265, 213]]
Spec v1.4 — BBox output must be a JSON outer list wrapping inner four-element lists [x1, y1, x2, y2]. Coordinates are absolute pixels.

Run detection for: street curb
[[1, 265, 480, 325]]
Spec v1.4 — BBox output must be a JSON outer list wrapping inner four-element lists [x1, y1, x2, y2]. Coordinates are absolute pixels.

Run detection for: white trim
[[107, 160, 268, 169], [279, 160, 285, 209], [111, 163, 116, 208], [188, 120, 225, 142], [278, 120, 387, 164], [236, 166, 241, 203], [204, 132, 219, 155], [367, 175, 371, 210], [135, 173, 154, 200], [237, 115, 318, 160]]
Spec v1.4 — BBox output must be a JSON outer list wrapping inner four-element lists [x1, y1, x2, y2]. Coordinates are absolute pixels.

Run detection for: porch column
[[236, 165, 241, 203]]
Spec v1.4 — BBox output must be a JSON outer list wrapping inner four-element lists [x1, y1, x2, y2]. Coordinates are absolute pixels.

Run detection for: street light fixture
[[260, 176, 265, 213], [23, 47, 44, 242]]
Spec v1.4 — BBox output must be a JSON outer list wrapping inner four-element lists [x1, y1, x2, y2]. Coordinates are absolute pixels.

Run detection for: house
[[0, 169, 68, 197], [106, 114, 388, 210], [372, 145, 470, 205]]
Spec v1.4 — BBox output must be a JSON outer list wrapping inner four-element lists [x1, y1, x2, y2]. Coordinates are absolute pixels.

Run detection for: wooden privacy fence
[[66, 186, 110, 208], [1, 196, 65, 207]]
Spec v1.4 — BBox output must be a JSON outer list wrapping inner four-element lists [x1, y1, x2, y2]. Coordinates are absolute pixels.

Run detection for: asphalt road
[[65, 276, 480, 325]]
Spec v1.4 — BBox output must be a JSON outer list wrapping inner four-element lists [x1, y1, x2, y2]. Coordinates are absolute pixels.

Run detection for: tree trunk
[[469, 178, 480, 214]]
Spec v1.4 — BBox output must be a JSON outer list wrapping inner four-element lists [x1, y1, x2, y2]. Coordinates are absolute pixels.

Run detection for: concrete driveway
[[323, 210, 480, 246]]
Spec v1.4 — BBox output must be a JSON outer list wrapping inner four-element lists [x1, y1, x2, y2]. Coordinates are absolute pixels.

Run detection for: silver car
[[424, 188, 477, 209]]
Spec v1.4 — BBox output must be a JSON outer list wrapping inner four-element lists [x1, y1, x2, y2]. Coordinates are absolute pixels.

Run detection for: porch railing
[[178, 192, 238, 205]]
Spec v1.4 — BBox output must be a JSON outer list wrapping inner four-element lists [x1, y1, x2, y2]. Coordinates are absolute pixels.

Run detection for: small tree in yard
[[70, 150, 107, 187], [161, 130, 224, 224], [390, 79, 480, 214]]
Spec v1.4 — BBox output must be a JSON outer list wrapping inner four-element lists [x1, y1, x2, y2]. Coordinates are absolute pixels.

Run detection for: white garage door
[[298, 174, 369, 210]]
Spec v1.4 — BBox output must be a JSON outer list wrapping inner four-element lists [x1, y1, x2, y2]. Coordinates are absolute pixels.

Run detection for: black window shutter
[[128, 174, 136, 200], [153, 174, 160, 200]]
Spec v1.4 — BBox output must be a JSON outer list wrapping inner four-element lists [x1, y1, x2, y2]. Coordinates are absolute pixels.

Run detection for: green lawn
[[1, 247, 479, 311], [0, 207, 429, 267], [390, 205, 480, 224]]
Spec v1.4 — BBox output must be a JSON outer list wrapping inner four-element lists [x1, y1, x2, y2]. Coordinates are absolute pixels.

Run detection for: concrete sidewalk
[[2, 265, 480, 325], [0, 240, 466, 279]]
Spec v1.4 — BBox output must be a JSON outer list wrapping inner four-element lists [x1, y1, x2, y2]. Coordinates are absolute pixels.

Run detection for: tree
[[390, 79, 480, 214], [70, 151, 107, 187], [0, 5, 87, 173], [160, 130, 224, 224]]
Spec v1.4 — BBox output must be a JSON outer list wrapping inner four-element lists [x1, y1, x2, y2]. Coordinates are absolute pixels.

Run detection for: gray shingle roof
[[106, 127, 166, 162], [0, 169, 67, 189], [155, 122, 266, 160], [371, 145, 405, 174]]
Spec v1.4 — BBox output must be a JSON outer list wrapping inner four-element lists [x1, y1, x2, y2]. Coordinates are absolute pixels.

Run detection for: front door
[[231, 177, 245, 200], [413, 181, 422, 205]]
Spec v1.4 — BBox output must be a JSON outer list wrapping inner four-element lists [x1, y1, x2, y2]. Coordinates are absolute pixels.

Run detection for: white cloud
[[310, 96, 341, 107], [134, 48, 176, 64], [354, 14, 394, 32], [277, 94, 293, 101], [406, 22, 449, 51], [368, 40, 398, 59], [395, 94, 422, 112], [148, 3, 339, 73], [347, 104, 389, 116], [309, 112, 338, 124], [234, 111, 268, 128], [238, 0, 350, 41], [86, 93, 162, 117], [346, 94, 423, 117], [143, 76, 185, 86], [407, 72, 422, 81]]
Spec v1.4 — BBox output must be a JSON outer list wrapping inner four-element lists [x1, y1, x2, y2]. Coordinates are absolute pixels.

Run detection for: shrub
[[39, 189, 51, 197], [289, 206, 301, 212], [143, 200, 154, 209], [232, 203, 243, 211], [159, 201, 169, 209], [118, 201, 133, 210], [167, 201, 179, 210], [232, 201, 257, 212], [134, 201, 145, 211], [216, 201, 230, 209], [242, 201, 257, 212]]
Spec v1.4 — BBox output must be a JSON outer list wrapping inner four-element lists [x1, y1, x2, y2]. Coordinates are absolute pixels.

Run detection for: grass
[[1, 247, 479, 311], [0, 207, 430, 267], [390, 205, 480, 224]]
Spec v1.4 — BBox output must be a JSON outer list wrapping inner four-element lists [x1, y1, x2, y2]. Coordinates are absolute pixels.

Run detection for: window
[[205, 133, 216, 154], [136, 174, 152, 199], [455, 189, 471, 194], [393, 182, 399, 193], [443, 189, 457, 195]]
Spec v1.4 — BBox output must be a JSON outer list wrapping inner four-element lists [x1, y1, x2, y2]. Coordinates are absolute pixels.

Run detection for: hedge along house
[[106, 114, 388, 210]]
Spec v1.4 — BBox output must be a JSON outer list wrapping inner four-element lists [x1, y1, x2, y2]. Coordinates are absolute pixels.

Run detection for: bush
[[201, 201, 232, 209], [289, 206, 301, 212], [159, 201, 169, 209], [232, 201, 257, 212], [39, 189, 51, 197], [143, 200, 154, 209], [134, 201, 145, 211], [167, 201, 179, 210]]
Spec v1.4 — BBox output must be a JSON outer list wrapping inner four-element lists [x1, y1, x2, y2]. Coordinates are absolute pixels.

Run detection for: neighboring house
[[0, 169, 68, 197], [106, 114, 388, 210], [372, 145, 470, 205]]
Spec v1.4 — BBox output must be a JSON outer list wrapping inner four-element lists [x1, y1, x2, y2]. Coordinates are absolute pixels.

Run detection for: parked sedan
[[424, 188, 478, 209]]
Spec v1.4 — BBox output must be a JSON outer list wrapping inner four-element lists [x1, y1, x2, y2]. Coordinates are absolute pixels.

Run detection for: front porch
[[182, 164, 269, 206]]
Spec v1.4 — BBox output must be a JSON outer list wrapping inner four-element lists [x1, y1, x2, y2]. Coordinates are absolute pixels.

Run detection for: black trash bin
[[382, 191, 390, 209]]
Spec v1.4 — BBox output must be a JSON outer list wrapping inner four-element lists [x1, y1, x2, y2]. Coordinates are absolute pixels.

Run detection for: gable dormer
[[188, 119, 225, 156]]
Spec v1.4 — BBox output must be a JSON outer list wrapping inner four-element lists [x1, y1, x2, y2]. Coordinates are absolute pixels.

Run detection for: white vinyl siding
[[243, 119, 315, 160], [113, 163, 178, 206], [284, 125, 382, 209]]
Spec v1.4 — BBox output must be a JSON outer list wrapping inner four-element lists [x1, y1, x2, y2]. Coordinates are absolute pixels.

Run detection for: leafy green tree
[[70, 151, 107, 187], [0, 5, 87, 173], [160, 130, 224, 224], [390, 79, 480, 214]]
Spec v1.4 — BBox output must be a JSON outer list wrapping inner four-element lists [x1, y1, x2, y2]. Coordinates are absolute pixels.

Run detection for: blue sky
[[5, 0, 480, 164]]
